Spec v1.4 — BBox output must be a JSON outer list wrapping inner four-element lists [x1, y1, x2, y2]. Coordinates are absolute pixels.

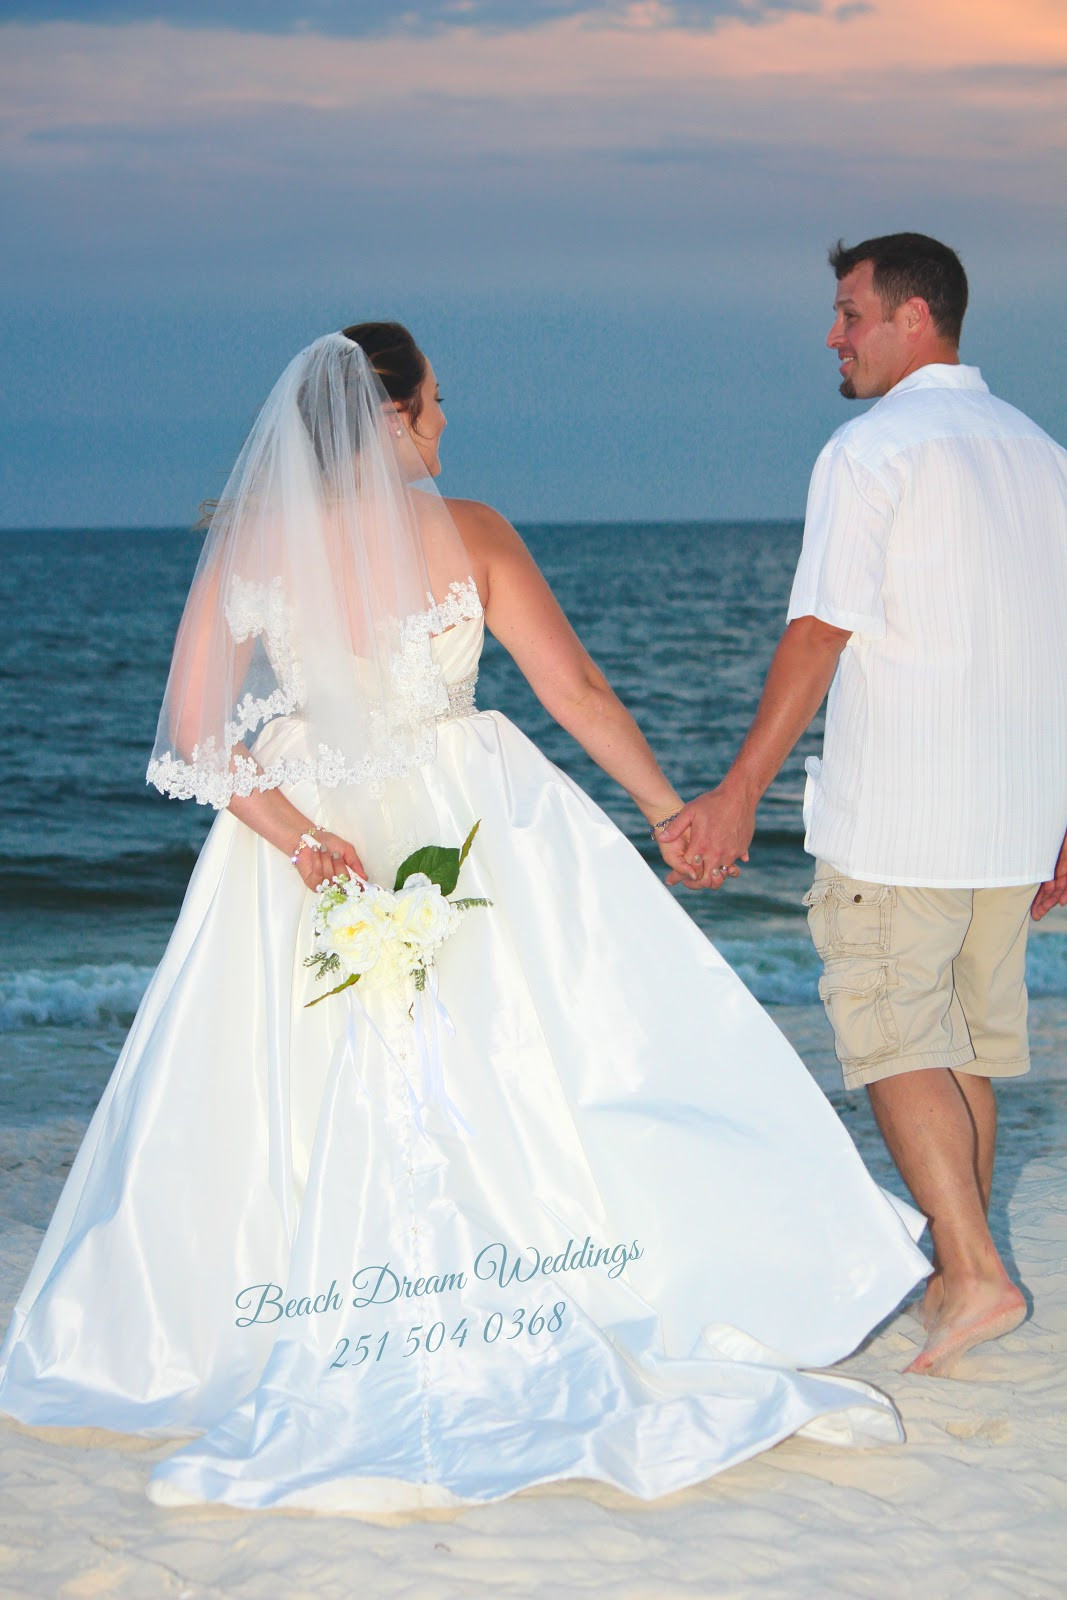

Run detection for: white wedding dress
[[0, 614, 928, 1512]]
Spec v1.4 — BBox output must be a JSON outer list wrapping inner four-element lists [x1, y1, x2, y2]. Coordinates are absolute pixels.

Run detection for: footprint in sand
[[941, 1417, 1012, 1443]]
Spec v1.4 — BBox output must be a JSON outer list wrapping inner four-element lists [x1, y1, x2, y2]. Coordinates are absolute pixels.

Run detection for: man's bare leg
[[912, 1069, 998, 1328], [954, 1069, 997, 1209], [867, 1067, 1024, 1374]]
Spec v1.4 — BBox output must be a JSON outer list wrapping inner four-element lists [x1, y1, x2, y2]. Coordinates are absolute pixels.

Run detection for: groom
[[661, 232, 1067, 1375]]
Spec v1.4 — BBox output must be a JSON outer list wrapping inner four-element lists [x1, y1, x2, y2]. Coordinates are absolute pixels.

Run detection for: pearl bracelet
[[289, 824, 324, 866]]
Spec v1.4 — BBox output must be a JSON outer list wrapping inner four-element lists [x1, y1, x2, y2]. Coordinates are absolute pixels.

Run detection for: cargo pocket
[[817, 958, 900, 1069], [802, 881, 834, 957], [803, 878, 894, 958]]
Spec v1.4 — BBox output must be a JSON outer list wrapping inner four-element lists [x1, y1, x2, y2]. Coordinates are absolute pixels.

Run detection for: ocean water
[[1, 523, 1064, 1121]]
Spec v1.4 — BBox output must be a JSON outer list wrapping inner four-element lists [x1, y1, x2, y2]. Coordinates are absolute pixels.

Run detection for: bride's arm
[[167, 574, 366, 889], [227, 780, 367, 891], [452, 500, 689, 845]]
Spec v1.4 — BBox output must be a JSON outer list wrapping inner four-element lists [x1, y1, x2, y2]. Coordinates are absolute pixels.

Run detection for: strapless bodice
[[249, 609, 485, 774], [431, 613, 484, 721], [430, 613, 484, 685]]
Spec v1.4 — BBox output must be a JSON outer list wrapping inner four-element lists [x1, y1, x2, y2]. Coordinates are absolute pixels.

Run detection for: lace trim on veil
[[147, 578, 484, 808], [223, 575, 306, 743]]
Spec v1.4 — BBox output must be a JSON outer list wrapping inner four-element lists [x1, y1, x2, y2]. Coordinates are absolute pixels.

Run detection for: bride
[[0, 325, 927, 1513]]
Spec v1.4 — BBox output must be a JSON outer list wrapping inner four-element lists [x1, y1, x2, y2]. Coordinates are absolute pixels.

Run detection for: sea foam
[[0, 964, 154, 1031], [2, 933, 1063, 1030]]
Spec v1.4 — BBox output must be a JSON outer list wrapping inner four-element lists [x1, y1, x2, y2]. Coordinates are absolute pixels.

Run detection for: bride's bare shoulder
[[443, 497, 522, 552]]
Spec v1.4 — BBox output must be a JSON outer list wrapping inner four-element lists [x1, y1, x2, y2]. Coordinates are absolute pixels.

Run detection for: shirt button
[[854, 894, 862, 902]]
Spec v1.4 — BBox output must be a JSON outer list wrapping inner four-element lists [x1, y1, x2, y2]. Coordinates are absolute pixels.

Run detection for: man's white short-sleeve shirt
[[788, 364, 1067, 887]]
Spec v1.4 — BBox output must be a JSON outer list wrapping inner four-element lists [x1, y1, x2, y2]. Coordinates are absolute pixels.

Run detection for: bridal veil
[[146, 331, 481, 860]]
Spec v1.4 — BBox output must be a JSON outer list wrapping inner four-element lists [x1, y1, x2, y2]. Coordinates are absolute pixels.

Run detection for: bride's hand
[[292, 829, 367, 891], [656, 825, 697, 883]]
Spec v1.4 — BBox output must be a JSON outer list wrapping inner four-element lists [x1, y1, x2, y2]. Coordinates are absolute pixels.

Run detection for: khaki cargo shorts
[[803, 860, 1036, 1091]]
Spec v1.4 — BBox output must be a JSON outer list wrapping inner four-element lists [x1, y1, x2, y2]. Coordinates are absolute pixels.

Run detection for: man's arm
[[659, 614, 851, 889], [1032, 828, 1067, 921]]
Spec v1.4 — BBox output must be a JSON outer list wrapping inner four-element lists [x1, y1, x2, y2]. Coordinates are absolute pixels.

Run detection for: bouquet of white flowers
[[305, 822, 490, 1005]]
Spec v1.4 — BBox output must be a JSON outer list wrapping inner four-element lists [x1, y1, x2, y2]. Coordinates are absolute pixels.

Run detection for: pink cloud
[[0, 1, 1062, 197]]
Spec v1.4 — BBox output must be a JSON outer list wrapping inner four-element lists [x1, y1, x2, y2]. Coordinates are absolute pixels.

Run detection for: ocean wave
[[718, 938, 821, 1005], [1, 933, 1063, 1030], [719, 930, 1067, 1006], [0, 964, 154, 1030]]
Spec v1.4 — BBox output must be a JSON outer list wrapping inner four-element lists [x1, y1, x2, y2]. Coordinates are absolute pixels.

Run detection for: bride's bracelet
[[289, 824, 325, 866], [649, 809, 682, 839]]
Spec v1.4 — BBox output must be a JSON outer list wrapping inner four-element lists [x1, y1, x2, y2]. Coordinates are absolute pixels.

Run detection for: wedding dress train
[[0, 614, 927, 1512]]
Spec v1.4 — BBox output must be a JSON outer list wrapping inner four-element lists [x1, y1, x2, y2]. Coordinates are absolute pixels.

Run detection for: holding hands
[[649, 616, 852, 890], [654, 775, 756, 890]]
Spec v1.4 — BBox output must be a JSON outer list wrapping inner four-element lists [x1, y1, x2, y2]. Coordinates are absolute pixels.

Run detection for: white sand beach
[[1, 959, 1064, 1598]]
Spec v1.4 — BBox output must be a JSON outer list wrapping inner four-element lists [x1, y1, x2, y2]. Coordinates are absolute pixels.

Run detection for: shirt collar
[[884, 363, 988, 400]]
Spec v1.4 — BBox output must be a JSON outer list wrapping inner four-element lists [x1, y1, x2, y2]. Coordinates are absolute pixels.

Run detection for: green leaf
[[304, 972, 361, 1009], [394, 844, 461, 895], [393, 820, 482, 896], [450, 897, 492, 911], [457, 820, 480, 870]]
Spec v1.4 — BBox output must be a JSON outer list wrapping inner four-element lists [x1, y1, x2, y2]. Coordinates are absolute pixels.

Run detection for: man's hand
[[652, 822, 735, 886], [657, 779, 756, 890], [654, 614, 848, 892], [1032, 828, 1067, 921]]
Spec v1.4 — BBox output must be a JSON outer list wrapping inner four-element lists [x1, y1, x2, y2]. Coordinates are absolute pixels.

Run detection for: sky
[[1, 0, 1064, 526]]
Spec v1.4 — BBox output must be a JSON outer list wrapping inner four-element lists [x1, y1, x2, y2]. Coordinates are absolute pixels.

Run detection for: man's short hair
[[829, 233, 969, 345]]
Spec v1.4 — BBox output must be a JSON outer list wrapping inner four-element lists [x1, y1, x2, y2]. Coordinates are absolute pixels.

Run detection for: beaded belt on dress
[[437, 670, 478, 722]]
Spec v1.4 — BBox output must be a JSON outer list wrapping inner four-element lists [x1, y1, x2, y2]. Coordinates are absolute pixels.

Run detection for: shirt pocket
[[817, 957, 900, 1068], [802, 878, 895, 959]]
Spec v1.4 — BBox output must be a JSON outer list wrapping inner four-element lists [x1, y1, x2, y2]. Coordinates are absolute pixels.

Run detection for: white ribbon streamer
[[414, 969, 471, 1136], [341, 988, 427, 1137], [326, 973, 469, 1139]]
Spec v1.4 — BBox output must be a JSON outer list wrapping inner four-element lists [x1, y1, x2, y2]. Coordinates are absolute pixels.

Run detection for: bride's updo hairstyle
[[341, 321, 429, 431], [293, 322, 427, 472]]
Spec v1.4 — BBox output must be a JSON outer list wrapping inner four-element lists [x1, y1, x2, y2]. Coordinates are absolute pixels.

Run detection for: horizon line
[[0, 515, 805, 535]]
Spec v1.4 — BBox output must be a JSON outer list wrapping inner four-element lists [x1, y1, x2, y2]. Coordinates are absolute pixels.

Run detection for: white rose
[[368, 885, 399, 922], [398, 872, 433, 891], [323, 900, 384, 976], [393, 879, 459, 953]]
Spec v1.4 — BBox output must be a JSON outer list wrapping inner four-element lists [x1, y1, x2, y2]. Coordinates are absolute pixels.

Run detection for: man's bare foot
[[907, 1272, 944, 1330], [905, 1281, 1026, 1377]]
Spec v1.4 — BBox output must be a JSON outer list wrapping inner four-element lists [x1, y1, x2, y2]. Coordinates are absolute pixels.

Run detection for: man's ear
[[900, 295, 931, 342]]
